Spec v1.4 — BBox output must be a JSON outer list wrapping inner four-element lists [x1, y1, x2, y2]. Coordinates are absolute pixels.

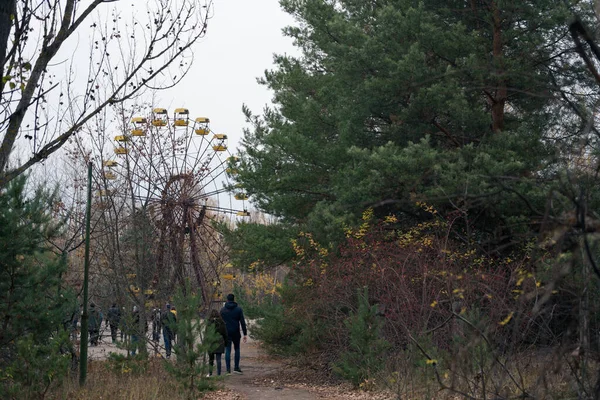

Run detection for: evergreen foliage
[[232, 0, 599, 254], [0, 175, 74, 398], [244, 297, 306, 356], [226, 1, 600, 393], [221, 221, 298, 271], [332, 288, 390, 388]]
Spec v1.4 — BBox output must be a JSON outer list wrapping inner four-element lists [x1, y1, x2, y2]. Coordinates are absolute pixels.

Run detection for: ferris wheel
[[96, 107, 249, 306]]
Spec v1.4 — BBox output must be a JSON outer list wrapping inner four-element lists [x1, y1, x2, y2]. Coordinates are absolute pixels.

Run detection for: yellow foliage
[[499, 312, 514, 326], [384, 214, 398, 223]]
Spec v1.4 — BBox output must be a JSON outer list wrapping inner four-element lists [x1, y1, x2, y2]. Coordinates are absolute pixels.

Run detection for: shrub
[[0, 333, 71, 399], [332, 288, 390, 387], [106, 352, 149, 375]]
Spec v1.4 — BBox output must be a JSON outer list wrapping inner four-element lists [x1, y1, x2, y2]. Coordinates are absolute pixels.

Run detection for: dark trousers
[[90, 329, 99, 345], [163, 328, 174, 357], [110, 324, 118, 342], [131, 334, 139, 355], [209, 352, 222, 375], [225, 331, 241, 372]]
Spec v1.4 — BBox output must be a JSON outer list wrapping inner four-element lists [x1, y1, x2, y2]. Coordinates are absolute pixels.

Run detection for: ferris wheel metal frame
[[95, 107, 249, 306]]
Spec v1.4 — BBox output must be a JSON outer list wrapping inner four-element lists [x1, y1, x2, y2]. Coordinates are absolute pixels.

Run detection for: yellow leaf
[[499, 312, 514, 326]]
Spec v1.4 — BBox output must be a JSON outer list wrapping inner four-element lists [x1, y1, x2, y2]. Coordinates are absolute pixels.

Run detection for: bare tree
[[0, 0, 213, 187]]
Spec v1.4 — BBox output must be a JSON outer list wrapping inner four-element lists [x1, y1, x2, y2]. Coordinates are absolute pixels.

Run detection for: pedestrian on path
[[151, 308, 162, 354], [162, 303, 177, 359], [88, 303, 102, 346], [220, 293, 247, 374], [131, 305, 141, 355], [107, 303, 121, 343], [206, 309, 228, 376]]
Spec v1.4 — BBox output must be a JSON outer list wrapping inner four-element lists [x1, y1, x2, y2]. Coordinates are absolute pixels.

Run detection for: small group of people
[[78, 293, 248, 375], [206, 293, 248, 376], [85, 302, 130, 346]]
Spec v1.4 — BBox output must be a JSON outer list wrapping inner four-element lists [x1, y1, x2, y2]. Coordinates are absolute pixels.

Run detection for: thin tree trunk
[[491, 1, 506, 133], [0, 0, 15, 70]]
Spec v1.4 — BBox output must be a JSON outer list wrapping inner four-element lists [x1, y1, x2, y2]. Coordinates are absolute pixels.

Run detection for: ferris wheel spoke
[[195, 224, 231, 265]]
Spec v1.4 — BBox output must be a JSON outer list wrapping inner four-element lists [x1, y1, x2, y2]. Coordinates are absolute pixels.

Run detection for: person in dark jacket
[[206, 309, 228, 376], [161, 303, 177, 359], [107, 303, 121, 343], [130, 305, 148, 356], [151, 308, 162, 354], [88, 303, 102, 346], [220, 294, 247, 374]]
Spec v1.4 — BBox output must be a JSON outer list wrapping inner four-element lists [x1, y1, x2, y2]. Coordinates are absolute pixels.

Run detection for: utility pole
[[79, 162, 92, 386]]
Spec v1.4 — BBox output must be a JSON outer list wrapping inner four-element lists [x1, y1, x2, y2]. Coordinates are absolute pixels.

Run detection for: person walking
[[119, 306, 127, 341], [69, 304, 80, 341], [130, 305, 139, 355], [220, 294, 247, 374], [88, 302, 102, 346], [161, 303, 177, 359], [107, 303, 121, 343], [170, 306, 178, 343], [130, 305, 146, 355], [151, 308, 162, 354], [206, 309, 228, 376]]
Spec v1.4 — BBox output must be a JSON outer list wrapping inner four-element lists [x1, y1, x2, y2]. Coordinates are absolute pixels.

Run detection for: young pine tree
[[333, 287, 390, 388], [0, 175, 74, 398]]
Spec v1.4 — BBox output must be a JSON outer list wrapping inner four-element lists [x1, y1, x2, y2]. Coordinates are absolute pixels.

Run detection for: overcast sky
[[30, 0, 298, 212], [159, 0, 298, 153]]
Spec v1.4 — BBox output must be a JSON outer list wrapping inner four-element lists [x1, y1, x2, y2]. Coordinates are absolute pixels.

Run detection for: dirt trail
[[221, 340, 317, 400], [84, 330, 318, 399], [84, 327, 389, 399]]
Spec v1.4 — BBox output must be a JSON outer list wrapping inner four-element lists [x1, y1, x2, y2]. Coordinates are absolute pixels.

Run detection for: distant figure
[[151, 308, 162, 353], [69, 304, 80, 341], [161, 303, 177, 359], [98, 308, 104, 342], [131, 305, 141, 355], [171, 306, 178, 343], [107, 303, 121, 343], [120, 307, 126, 341], [206, 309, 228, 376], [88, 303, 102, 346], [220, 294, 247, 374]]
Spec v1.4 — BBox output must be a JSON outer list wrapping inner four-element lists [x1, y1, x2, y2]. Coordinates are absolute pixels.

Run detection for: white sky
[[158, 0, 298, 153], [24, 0, 298, 217]]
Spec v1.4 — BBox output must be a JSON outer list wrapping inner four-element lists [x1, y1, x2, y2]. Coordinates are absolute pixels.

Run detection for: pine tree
[[233, 0, 598, 253], [0, 175, 74, 397], [333, 288, 389, 387]]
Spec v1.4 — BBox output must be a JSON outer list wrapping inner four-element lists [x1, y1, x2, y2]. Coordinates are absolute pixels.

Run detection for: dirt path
[[83, 327, 391, 400], [220, 340, 317, 400]]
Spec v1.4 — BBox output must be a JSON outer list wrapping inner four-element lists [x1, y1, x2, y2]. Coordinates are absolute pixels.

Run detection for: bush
[[106, 352, 149, 375], [0, 333, 71, 399], [246, 297, 304, 356], [0, 175, 75, 398], [332, 288, 390, 388]]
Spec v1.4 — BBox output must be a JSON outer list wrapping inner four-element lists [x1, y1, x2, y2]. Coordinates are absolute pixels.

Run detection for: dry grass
[[50, 358, 230, 400]]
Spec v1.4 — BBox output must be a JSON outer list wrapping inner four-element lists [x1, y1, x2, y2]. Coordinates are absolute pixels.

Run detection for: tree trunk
[[0, 0, 15, 71], [491, 1, 506, 133]]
